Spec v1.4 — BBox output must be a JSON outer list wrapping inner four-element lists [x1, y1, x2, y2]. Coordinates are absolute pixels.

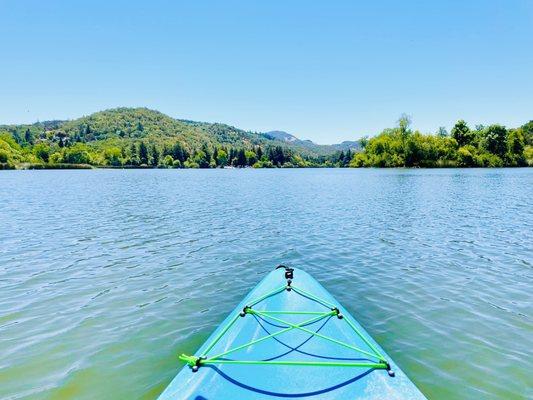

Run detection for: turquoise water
[[0, 168, 531, 399]]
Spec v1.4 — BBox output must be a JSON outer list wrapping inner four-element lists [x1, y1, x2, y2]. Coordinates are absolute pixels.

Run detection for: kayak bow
[[158, 266, 427, 399]]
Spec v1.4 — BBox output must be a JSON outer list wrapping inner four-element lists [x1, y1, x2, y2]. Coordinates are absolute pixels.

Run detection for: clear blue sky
[[1, 1, 532, 144]]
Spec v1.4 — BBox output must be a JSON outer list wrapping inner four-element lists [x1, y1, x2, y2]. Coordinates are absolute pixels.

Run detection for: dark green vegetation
[[0, 109, 531, 169]]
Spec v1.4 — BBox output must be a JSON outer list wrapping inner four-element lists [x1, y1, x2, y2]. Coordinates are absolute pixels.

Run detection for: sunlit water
[[0, 168, 531, 400]]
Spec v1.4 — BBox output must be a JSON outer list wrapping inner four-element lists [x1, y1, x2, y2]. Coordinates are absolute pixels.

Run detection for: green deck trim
[[178, 276, 392, 371]]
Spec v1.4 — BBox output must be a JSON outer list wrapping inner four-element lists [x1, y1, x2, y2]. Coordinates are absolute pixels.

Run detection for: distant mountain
[[263, 130, 299, 142], [331, 140, 362, 152], [262, 130, 361, 154]]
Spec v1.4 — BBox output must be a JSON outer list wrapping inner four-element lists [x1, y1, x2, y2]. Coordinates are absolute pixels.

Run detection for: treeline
[[108, 142, 311, 168], [1, 116, 532, 169], [351, 117, 532, 168], [0, 130, 327, 169]]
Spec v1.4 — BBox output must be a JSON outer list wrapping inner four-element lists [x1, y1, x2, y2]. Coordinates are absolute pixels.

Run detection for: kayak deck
[[158, 267, 427, 399]]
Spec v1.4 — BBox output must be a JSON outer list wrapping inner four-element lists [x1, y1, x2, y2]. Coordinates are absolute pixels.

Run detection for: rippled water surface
[[0, 168, 532, 399]]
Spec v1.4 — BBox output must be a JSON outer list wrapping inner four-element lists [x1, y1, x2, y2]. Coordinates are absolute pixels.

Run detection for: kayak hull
[[158, 267, 427, 399]]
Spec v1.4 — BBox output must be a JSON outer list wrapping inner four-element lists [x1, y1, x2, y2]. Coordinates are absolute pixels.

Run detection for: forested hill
[[10, 108, 351, 156], [0, 107, 362, 168]]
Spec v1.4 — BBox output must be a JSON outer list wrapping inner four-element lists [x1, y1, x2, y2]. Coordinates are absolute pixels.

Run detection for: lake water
[[0, 168, 531, 399]]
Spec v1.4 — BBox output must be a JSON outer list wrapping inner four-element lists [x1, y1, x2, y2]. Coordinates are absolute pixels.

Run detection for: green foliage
[[150, 144, 160, 166], [163, 155, 174, 167], [49, 153, 63, 163], [216, 149, 228, 166], [521, 121, 533, 146], [457, 145, 477, 167], [103, 147, 122, 166], [0, 108, 530, 169], [524, 146, 533, 166], [437, 127, 448, 137], [0, 149, 8, 163], [483, 124, 507, 157], [138, 141, 149, 165], [506, 128, 526, 166], [63, 143, 92, 164], [451, 120, 474, 147], [33, 143, 51, 163], [350, 117, 528, 168]]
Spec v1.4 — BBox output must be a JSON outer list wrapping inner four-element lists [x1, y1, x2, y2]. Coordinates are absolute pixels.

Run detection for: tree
[[63, 143, 91, 164], [216, 149, 228, 167], [484, 125, 507, 157], [150, 144, 160, 166], [457, 145, 478, 167], [451, 120, 474, 147], [437, 127, 448, 137], [338, 151, 345, 165], [163, 155, 174, 167], [201, 143, 212, 164], [245, 150, 257, 166], [138, 141, 149, 165], [229, 148, 237, 165], [128, 143, 140, 165], [171, 142, 187, 163], [212, 147, 219, 166], [506, 128, 526, 166], [268, 146, 287, 166], [236, 149, 247, 167], [521, 120, 533, 146], [33, 143, 50, 163], [398, 114, 412, 138], [192, 150, 210, 168], [0, 150, 8, 163], [103, 147, 122, 166], [24, 129, 34, 145], [344, 149, 352, 166], [12, 131, 23, 145]]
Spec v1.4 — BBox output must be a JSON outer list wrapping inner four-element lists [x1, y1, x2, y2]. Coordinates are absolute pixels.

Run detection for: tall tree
[[24, 128, 34, 145], [216, 149, 228, 167], [171, 142, 186, 163], [451, 120, 474, 147], [202, 143, 212, 164], [484, 125, 507, 157], [236, 149, 247, 167], [212, 147, 219, 165], [138, 141, 149, 164], [398, 114, 412, 138], [507, 128, 525, 165], [150, 144, 160, 166]]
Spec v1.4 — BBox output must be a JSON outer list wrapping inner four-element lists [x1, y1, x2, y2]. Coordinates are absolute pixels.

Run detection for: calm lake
[[0, 168, 531, 399]]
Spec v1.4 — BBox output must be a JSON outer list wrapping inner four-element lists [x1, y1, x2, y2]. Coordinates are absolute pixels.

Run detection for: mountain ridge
[[0, 107, 361, 156]]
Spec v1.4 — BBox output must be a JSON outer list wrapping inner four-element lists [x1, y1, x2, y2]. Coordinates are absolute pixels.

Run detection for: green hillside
[[0, 108, 351, 169]]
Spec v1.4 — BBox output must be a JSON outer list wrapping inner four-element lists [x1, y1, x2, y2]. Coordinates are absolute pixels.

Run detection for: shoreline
[[1, 163, 531, 171]]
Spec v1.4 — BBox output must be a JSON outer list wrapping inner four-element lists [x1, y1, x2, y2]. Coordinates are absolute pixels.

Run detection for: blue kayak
[[158, 266, 427, 399]]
